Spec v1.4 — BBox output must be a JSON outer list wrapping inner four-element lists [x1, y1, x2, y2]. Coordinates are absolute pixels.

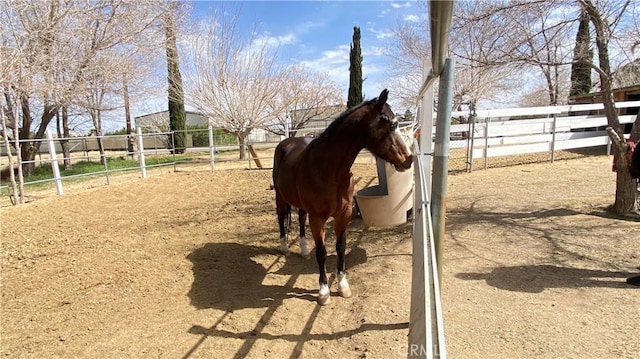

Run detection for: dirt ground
[[1, 154, 639, 358]]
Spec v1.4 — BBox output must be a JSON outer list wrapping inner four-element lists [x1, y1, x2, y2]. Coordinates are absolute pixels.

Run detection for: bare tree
[[0, 1, 167, 176], [454, 0, 577, 106], [388, 1, 518, 112], [184, 11, 288, 159], [579, 0, 639, 215], [266, 65, 344, 137], [387, 20, 431, 111]]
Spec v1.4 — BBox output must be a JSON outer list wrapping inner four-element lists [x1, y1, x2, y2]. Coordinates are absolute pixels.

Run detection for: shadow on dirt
[[456, 265, 634, 293], [186, 242, 368, 310], [185, 241, 407, 359]]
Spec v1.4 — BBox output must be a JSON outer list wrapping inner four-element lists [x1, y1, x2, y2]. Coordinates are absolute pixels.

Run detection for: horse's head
[[362, 89, 413, 172]]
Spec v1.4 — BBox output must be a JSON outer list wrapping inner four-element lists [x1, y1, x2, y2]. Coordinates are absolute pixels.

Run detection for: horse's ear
[[376, 89, 389, 108]]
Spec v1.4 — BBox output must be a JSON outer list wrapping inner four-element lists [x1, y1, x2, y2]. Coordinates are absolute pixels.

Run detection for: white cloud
[[368, 28, 394, 40], [253, 33, 297, 48], [390, 2, 412, 9], [404, 14, 421, 23], [363, 46, 387, 57], [297, 45, 351, 94]]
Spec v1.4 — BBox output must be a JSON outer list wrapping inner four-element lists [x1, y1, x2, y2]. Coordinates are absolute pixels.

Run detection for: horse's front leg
[[309, 216, 330, 305], [334, 210, 352, 299]]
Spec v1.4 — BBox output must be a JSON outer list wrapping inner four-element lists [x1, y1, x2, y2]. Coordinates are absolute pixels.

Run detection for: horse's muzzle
[[394, 155, 414, 172]]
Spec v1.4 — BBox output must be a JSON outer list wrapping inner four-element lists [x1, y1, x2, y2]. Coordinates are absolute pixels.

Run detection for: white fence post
[[550, 115, 557, 163], [208, 124, 215, 171], [136, 127, 147, 179], [46, 130, 64, 195]]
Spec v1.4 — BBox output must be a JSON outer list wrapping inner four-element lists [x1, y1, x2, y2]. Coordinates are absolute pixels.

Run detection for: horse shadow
[[186, 242, 368, 311], [185, 241, 407, 359], [456, 265, 634, 293]]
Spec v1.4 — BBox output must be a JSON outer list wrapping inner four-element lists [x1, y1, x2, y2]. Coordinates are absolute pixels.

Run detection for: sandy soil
[[1, 154, 639, 358]]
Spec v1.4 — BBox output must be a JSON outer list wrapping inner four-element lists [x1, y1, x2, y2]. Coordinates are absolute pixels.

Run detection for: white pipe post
[[46, 130, 64, 195], [550, 115, 557, 163], [409, 155, 432, 359], [208, 124, 215, 171], [136, 127, 147, 179], [420, 60, 435, 198], [431, 58, 455, 279]]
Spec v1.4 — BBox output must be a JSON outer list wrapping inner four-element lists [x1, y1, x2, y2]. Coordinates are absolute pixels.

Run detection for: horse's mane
[[316, 97, 378, 140]]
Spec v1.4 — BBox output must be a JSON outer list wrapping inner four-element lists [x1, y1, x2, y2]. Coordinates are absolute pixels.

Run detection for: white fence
[[448, 101, 640, 171], [2, 101, 638, 201]]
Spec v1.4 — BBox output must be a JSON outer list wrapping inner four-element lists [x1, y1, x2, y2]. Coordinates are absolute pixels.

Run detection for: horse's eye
[[390, 121, 398, 131]]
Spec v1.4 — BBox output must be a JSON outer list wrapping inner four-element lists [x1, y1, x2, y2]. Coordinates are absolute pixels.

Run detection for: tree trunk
[[237, 133, 247, 160], [56, 106, 72, 170], [582, 0, 636, 215]]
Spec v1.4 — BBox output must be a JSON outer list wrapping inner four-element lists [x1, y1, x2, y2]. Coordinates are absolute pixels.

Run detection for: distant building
[[568, 84, 640, 133], [290, 104, 346, 136], [568, 84, 640, 115], [133, 110, 281, 143]]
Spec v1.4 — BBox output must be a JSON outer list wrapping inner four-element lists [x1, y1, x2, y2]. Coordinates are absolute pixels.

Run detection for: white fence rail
[[448, 101, 639, 171]]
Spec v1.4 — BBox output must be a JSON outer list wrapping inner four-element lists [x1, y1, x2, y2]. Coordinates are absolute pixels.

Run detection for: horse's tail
[[285, 203, 292, 235]]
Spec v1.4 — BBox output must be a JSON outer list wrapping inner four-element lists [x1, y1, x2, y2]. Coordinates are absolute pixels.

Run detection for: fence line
[[1, 101, 638, 202]]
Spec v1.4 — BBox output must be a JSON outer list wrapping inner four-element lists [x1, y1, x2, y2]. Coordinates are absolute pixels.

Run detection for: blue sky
[[189, 1, 425, 102]]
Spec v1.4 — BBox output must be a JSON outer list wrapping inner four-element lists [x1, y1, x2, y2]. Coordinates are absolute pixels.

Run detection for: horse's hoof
[[318, 294, 331, 305], [301, 252, 311, 260], [338, 286, 352, 298], [279, 247, 290, 256]]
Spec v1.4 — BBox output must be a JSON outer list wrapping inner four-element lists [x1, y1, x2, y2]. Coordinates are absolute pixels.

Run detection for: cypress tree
[[347, 26, 363, 109], [165, 9, 186, 154], [569, 9, 592, 97]]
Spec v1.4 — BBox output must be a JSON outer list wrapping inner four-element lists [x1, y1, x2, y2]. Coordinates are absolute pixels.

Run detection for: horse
[[272, 89, 413, 305]]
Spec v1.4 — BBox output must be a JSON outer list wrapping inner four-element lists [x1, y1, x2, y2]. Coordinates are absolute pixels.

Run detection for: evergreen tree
[[569, 9, 592, 97], [165, 8, 186, 154], [347, 26, 363, 109]]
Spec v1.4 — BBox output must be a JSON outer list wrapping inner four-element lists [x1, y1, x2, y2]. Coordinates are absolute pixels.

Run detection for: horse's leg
[[334, 211, 352, 298], [298, 208, 310, 258], [309, 216, 330, 305], [275, 194, 291, 255]]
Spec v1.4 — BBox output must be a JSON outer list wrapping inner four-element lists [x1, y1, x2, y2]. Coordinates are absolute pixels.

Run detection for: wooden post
[[248, 144, 263, 169]]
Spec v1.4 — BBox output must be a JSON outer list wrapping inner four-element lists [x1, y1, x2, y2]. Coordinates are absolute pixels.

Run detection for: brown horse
[[272, 89, 413, 305]]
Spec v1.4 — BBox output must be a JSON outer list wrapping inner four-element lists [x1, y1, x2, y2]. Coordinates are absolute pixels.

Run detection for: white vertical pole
[[408, 59, 436, 359], [136, 127, 146, 179], [409, 155, 432, 359], [420, 60, 435, 198], [46, 130, 64, 195], [208, 124, 215, 171], [550, 115, 557, 163]]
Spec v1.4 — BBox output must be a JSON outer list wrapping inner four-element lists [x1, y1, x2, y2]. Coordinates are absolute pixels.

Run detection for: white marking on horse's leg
[[279, 236, 290, 255], [337, 271, 352, 298], [318, 283, 331, 305], [299, 235, 310, 258]]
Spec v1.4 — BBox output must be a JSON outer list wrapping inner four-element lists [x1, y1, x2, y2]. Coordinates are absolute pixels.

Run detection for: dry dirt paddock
[[1, 155, 639, 358]]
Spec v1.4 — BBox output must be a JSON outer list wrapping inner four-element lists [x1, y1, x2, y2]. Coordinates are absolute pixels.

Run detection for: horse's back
[[273, 137, 313, 202], [274, 137, 312, 173]]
